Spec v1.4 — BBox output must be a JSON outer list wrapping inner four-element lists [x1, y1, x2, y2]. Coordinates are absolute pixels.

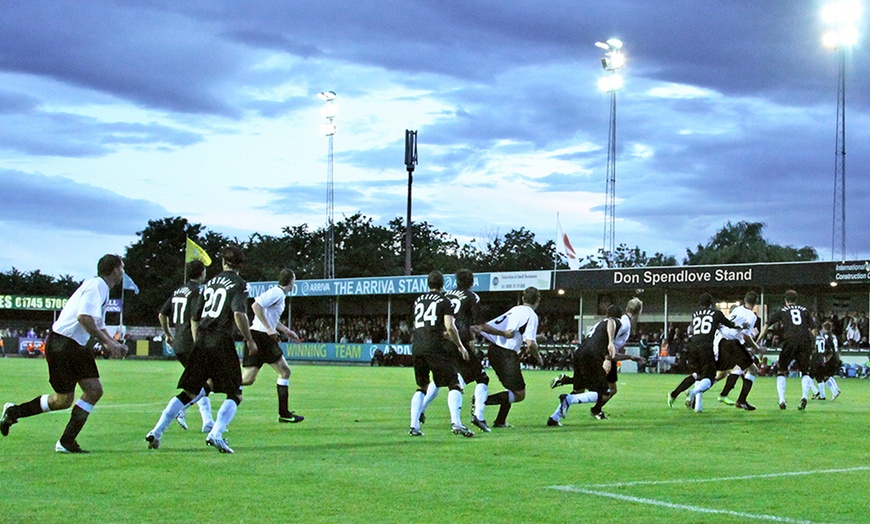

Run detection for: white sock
[[801, 374, 812, 400], [568, 391, 599, 405], [421, 382, 438, 414], [810, 381, 819, 395], [692, 378, 711, 412], [776, 375, 786, 403], [39, 394, 51, 413], [507, 390, 516, 403], [152, 397, 184, 438], [827, 378, 840, 395], [198, 395, 213, 424], [457, 374, 467, 390], [473, 383, 488, 420], [210, 399, 238, 438], [410, 390, 424, 429], [447, 389, 463, 426]]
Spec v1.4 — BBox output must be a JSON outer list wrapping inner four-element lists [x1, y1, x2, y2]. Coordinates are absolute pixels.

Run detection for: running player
[[1, 254, 128, 453], [146, 245, 255, 453], [408, 271, 474, 438], [810, 321, 841, 401], [547, 304, 645, 425], [479, 287, 543, 428], [757, 290, 817, 410], [550, 297, 643, 398], [158, 260, 214, 432], [418, 269, 508, 433], [714, 291, 761, 410], [242, 268, 304, 423], [668, 293, 743, 412]]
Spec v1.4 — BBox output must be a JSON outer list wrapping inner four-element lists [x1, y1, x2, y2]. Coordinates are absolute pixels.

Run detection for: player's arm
[[444, 314, 469, 361], [605, 318, 617, 359], [476, 323, 513, 339], [234, 311, 258, 356], [755, 323, 771, 346], [252, 301, 276, 336], [78, 315, 126, 355], [523, 337, 543, 367], [158, 312, 174, 346], [275, 320, 300, 342]]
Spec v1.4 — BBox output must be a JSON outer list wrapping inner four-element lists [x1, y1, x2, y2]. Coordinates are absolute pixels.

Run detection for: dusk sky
[[1, 1, 868, 280]]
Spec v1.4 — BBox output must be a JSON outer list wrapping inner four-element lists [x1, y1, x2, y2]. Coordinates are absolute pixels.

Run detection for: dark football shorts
[[572, 350, 609, 395], [487, 344, 526, 392], [450, 342, 487, 384], [178, 330, 242, 396], [413, 351, 460, 390], [717, 339, 754, 371], [778, 336, 813, 375], [45, 331, 100, 394], [686, 343, 717, 381], [243, 330, 285, 368]]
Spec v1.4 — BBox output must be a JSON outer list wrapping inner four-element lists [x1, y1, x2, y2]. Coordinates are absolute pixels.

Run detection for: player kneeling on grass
[[408, 271, 474, 438], [242, 268, 304, 424]]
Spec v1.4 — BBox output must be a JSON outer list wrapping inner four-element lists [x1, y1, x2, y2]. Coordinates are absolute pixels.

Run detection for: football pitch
[[1, 359, 868, 524]]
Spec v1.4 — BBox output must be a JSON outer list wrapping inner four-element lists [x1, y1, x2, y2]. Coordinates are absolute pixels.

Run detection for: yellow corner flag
[[185, 237, 212, 266]]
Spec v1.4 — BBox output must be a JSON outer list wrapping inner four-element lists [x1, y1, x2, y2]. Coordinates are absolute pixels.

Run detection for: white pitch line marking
[[551, 486, 818, 524], [579, 466, 870, 488]]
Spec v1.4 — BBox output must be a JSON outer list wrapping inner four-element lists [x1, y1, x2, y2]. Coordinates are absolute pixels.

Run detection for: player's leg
[[270, 358, 303, 423], [409, 356, 429, 435]]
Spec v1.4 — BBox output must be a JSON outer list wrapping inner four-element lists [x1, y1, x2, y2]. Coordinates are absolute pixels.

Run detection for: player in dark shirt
[[757, 290, 817, 411], [547, 304, 643, 425], [408, 271, 474, 438], [157, 260, 213, 432], [810, 320, 841, 400], [418, 269, 506, 433], [146, 245, 256, 453], [668, 293, 742, 412]]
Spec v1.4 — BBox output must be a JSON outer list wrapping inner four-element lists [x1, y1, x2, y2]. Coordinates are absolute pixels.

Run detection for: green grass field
[[1, 359, 868, 523]]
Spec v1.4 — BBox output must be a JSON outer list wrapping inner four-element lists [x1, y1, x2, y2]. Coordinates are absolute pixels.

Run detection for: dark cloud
[[0, 169, 168, 234]]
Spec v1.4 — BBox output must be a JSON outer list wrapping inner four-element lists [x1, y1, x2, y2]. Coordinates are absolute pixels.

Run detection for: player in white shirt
[[713, 291, 760, 411], [242, 269, 304, 423], [478, 287, 542, 428], [1, 255, 127, 453], [549, 297, 643, 398]]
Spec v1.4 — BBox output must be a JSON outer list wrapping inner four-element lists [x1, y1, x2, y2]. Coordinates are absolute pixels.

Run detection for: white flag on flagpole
[[556, 214, 580, 270]]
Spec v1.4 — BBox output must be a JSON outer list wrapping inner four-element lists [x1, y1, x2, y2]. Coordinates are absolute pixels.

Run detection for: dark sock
[[737, 377, 753, 404], [591, 397, 607, 414], [494, 402, 512, 426], [484, 391, 510, 406], [720, 374, 739, 397], [59, 405, 89, 445], [671, 376, 695, 398], [14, 396, 45, 420], [277, 384, 289, 415]]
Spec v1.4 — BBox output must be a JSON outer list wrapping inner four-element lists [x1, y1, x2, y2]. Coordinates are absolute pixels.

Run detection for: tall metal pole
[[596, 38, 624, 267], [325, 131, 335, 279], [831, 47, 846, 261], [404, 130, 418, 276], [603, 89, 617, 265], [318, 91, 337, 280]]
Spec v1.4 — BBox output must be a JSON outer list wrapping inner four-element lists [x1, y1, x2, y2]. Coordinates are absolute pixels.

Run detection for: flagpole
[[553, 211, 559, 271], [184, 237, 189, 284]]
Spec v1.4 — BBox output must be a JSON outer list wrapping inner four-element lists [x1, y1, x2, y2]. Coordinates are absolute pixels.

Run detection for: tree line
[[1, 216, 817, 326]]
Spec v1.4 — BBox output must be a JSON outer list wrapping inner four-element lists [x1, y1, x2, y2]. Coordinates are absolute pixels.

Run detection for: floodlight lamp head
[[606, 38, 624, 50], [822, 0, 862, 25], [318, 91, 337, 101]]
